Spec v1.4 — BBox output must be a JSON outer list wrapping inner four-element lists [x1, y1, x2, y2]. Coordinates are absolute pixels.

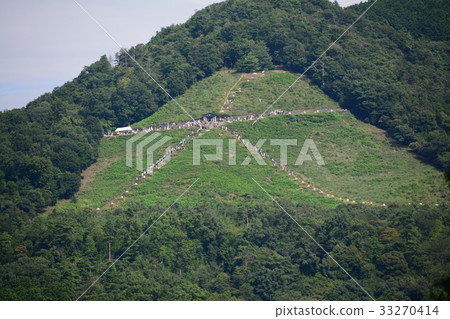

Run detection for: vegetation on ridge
[[0, 0, 449, 301]]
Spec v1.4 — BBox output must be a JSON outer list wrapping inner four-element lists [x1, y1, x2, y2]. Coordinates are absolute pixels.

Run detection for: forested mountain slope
[[0, 0, 449, 301], [0, 124, 449, 301], [1, 0, 448, 227]]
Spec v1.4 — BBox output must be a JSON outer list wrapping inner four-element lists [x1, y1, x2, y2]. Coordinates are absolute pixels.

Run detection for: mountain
[[53, 70, 447, 211], [0, 0, 449, 301]]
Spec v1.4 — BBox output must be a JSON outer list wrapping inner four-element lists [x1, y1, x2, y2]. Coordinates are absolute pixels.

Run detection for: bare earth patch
[[78, 156, 121, 195], [42, 156, 121, 214]]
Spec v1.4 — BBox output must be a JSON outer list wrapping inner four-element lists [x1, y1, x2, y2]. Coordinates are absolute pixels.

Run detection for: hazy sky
[[0, 0, 365, 111]]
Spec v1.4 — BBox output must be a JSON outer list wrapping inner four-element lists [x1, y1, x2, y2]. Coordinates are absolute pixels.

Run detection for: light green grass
[[61, 128, 338, 211], [64, 129, 197, 210], [225, 71, 339, 115], [227, 112, 449, 205], [123, 129, 337, 209], [133, 69, 340, 128]]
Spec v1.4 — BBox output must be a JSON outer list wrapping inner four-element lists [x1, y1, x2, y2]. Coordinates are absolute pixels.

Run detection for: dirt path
[[101, 130, 205, 210], [220, 74, 243, 113], [78, 156, 120, 195], [42, 156, 121, 214]]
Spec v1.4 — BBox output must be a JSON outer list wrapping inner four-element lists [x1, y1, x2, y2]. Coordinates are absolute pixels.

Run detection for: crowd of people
[[138, 120, 204, 133], [227, 129, 296, 174], [106, 108, 346, 137], [136, 128, 202, 180], [106, 108, 388, 208], [225, 126, 379, 206]]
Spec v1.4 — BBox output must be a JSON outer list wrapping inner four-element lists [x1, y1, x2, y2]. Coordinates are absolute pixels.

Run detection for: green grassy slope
[[65, 129, 196, 210], [64, 114, 447, 213], [63, 128, 337, 212], [228, 112, 448, 205], [224, 70, 339, 115], [57, 70, 447, 211], [133, 69, 340, 128], [122, 129, 337, 209], [133, 70, 240, 128]]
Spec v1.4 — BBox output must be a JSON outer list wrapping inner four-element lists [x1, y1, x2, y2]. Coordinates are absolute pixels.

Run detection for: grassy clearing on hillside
[[62, 129, 196, 210], [133, 69, 340, 128], [59, 128, 338, 212], [62, 112, 448, 212], [228, 112, 449, 205], [225, 71, 339, 115], [56, 89, 447, 211], [133, 70, 241, 128], [124, 129, 337, 209]]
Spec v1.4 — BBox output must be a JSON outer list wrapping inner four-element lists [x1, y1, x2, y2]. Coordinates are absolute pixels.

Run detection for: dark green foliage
[[0, 0, 449, 301], [132, 0, 448, 170], [235, 53, 260, 73], [361, 0, 450, 41], [1, 0, 448, 225], [0, 202, 448, 300]]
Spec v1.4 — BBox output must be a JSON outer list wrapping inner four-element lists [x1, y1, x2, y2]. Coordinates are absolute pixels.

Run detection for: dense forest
[[0, 0, 449, 300], [0, 201, 449, 300], [1, 0, 449, 226]]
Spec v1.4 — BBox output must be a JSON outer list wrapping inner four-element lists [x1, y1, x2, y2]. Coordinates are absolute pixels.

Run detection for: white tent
[[115, 126, 133, 133]]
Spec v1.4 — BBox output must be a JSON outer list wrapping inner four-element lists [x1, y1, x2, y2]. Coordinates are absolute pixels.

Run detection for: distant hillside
[[359, 0, 450, 41], [0, 0, 449, 301], [133, 69, 340, 128], [2, 112, 448, 301], [1, 0, 448, 229]]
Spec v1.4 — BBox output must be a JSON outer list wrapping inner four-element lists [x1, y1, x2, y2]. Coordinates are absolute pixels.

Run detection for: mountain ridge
[[1, 0, 448, 244], [0, 0, 449, 301]]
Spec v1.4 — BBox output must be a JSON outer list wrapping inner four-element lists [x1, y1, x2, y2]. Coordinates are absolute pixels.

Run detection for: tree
[[235, 53, 259, 73], [377, 251, 409, 277]]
